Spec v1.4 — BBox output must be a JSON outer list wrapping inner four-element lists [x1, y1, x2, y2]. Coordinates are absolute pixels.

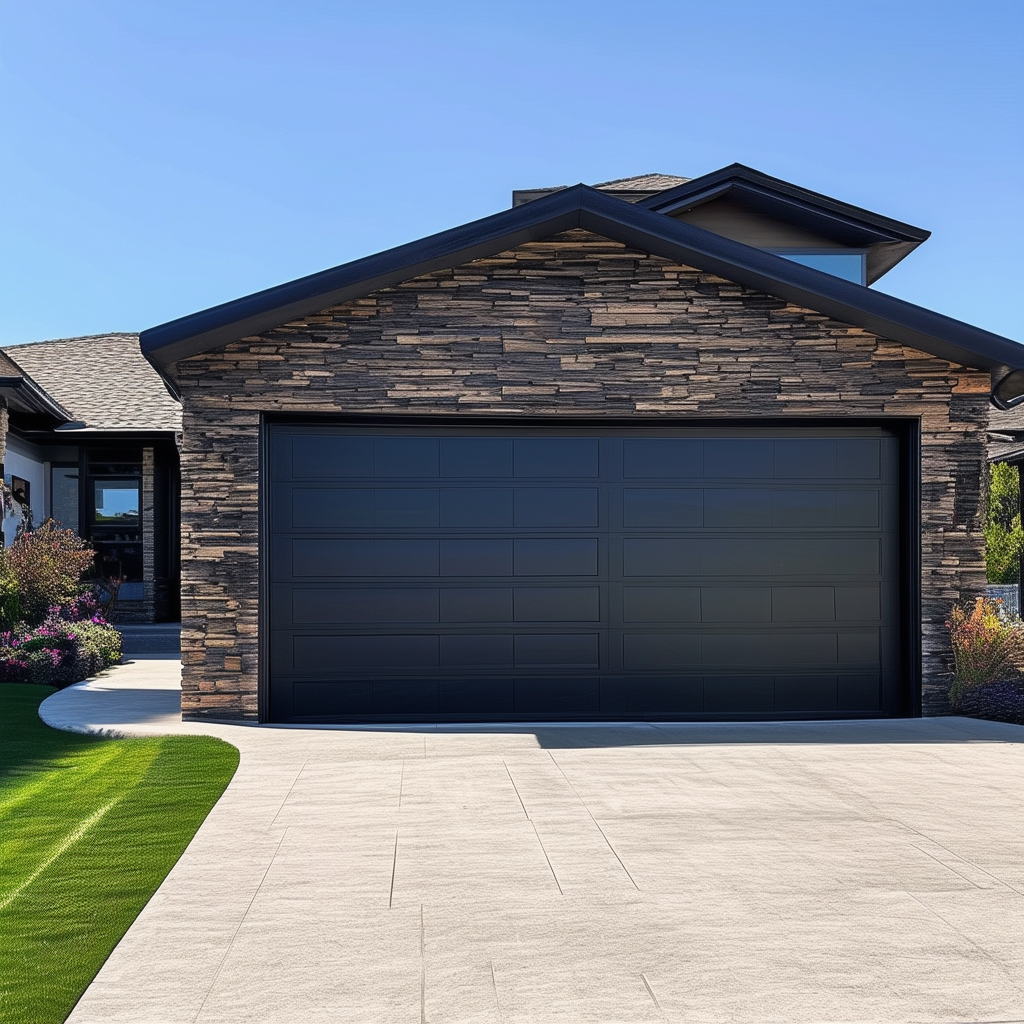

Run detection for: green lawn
[[0, 684, 239, 1024]]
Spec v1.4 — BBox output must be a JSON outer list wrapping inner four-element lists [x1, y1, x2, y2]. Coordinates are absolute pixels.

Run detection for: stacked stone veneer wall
[[174, 230, 989, 720]]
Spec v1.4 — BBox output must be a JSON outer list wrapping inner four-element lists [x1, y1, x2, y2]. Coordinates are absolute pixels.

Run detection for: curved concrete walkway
[[41, 660, 1024, 1024]]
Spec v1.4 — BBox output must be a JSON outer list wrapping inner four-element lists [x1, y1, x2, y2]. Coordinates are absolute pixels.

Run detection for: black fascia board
[[0, 376, 73, 422], [141, 182, 1023, 400], [141, 189, 584, 370], [640, 163, 931, 244]]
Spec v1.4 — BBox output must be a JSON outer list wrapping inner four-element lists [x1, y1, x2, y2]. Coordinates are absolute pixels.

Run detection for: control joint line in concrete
[[547, 750, 640, 891], [268, 760, 306, 829], [899, 818, 1023, 896], [489, 961, 503, 1022], [904, 890, 1024, 990], [531, 821, 562, 895], [502, 759, 529, 819], [641, 973, 664, 1018], [389, 831, 399, 909], [191, 828, 289, 1024]]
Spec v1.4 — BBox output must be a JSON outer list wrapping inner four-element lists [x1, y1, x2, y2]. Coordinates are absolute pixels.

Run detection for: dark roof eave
[[0, 375, 74, 422], [141, 184, 1024, 402], [640, 163, 931, 242]]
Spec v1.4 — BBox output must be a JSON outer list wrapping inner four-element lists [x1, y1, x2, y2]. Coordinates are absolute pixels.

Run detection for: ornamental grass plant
[[946, 597, 1024, 724]]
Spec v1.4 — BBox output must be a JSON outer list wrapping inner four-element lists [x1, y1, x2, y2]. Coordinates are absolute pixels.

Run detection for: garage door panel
[[838, 674, 881, 711], [268, 425, 906, 722], [514, 678, 601, 714], [439, 588, 514, 622], [836, 438, 881, 478], [514, 634, 600, 668], [774, 633, 837, 666], [703, 489, 773, 528], [292, 435, 374, 479], [701, 540, 772, 576], [774, 439, 837, 478], [605, 677, 704, 714], [441, 539, 512, 576], [292, 587, 440, 625], [292, 681, 372, 717], [838, 631, 880, 666], [834, 489, 880, 528], [702, 439, 774, 477], [773, 538, 879, 576], [623, 438, 703, 478], [513, 587, 600, 622], [772, 587, 836, 622], [622, 587, 701, 623], [513, 438, 599, 477], [622, 633, 702, 671], [702, 587, 772, 622], [514, 488, 599, 528], [293, 634, 440, 672], [440, 678, 515, 713], [440, 489, 512, 528], [702, 634, 775, 668], [372, 680, 438, 713], [439, 634, 514, 668], [775, 676, 838, 712], [440, 437, 513, 478], [623, 488, 703, 528], [623, 538, 699, 576], [373, 437, 439, 477], [704, 676, 775, 712], [772, 489, 836, 527], [514, 538, 598, 576]]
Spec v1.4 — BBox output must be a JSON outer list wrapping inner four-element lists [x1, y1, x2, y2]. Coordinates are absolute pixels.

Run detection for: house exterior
[[0, 334, 181, 623], [139, 165, 1024, 724]]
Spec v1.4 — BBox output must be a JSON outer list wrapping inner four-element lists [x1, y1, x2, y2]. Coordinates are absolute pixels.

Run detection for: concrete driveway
[[41, 660, 1024, 1024]]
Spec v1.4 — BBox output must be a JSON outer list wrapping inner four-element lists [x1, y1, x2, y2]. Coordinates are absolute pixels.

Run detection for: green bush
[[71, 619, 122, 668], [985, 462, 1023, 584], [0, 520, 96, 626]]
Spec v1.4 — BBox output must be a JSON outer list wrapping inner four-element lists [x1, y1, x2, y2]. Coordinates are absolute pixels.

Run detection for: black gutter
[[0, 375, 73, 422], [141, 183, 1024, 405], [639, 163, 931, 241]]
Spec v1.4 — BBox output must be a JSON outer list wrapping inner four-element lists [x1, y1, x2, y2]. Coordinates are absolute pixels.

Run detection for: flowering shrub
[[0, 520, 96, 626], [946, 597, 1024, 707], [0, 536, 123, 689], [0, 602, 121, 689]]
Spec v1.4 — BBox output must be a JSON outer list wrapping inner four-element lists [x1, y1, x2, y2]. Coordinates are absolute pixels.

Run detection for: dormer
[[638, 164, 930, 286]]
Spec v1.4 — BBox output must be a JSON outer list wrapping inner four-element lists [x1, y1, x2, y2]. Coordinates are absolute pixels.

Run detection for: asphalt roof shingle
[[1, 334, 181, 432]]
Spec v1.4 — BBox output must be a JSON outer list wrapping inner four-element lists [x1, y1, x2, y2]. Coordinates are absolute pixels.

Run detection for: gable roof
[[639, 163, 930, 283], [2, 334, 181, 433], [140, 183, 1024, 407]]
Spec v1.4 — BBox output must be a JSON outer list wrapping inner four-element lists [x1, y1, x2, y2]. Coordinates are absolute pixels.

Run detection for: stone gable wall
[[175, 230, 989, 720]]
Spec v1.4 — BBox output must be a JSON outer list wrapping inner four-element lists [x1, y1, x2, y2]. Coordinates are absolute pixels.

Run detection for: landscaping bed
[[0, 684, 238, 1024]]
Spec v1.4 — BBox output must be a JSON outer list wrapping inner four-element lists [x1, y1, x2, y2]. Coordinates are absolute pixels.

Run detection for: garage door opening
[[264, 421, 913, 723]]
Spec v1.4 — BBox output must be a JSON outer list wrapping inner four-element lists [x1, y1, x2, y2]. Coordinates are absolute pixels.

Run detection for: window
[[51, 466, 80, 531], [93, 479, 140, 524], [767, 250, 866, 285]]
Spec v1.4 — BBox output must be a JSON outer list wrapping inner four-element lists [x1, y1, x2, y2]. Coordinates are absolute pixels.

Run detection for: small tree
[[0, 520, 96, 626], [984, 462, 1023, 585]]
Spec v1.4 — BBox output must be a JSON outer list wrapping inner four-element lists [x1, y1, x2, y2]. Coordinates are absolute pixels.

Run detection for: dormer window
[[767, 249, 867, 285]]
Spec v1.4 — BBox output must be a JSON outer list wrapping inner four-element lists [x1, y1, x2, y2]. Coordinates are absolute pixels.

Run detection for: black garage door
[[267, 423, 906, 722]]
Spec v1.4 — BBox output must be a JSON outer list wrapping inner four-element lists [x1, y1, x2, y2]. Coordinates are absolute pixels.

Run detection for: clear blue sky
[[2, 1, 1022, 347]]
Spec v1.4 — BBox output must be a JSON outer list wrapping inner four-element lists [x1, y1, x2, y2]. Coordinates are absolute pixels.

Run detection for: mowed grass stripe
[[0, 684, 239, 1024]]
